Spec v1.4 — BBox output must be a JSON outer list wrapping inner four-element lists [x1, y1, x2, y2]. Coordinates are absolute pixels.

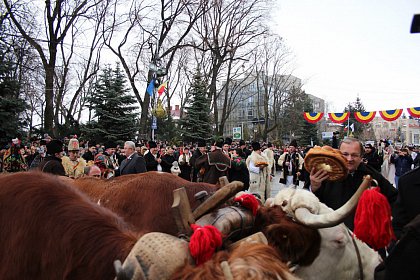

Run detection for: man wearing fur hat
[[239, 139, 251, 159], [195, 138, 231, 184], [144, 140, 161, 171], [278, 139, 304, 187], [246, 142, 271, 202], [38, 139, 66, 176], [61, 138, 87, 178], [190, 140, 207, 182]]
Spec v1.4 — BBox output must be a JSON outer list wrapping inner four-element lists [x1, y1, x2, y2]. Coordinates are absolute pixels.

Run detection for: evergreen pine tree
[[0, 42, 27, 146], [344, 97, 368, 138], [299, 96, 319, 146], [180, 71, 211, 142], [81, 64, 139, 145]]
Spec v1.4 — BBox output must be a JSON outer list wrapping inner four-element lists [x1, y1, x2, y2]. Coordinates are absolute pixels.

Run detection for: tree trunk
[[44, 65, 55, 135]]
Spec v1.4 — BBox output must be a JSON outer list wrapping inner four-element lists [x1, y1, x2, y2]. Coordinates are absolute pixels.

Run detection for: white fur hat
[[171, 161, 181, 176]]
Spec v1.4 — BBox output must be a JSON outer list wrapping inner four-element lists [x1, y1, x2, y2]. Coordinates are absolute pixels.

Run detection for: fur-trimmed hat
[[148, 141, 157, 149], [214, 138, 224, 148], [239, 139, 246, 146], [224, 137, 233, 145], [251, 141, 261, 151], [289, 139, 298, 148], [68, 138, 80, 151], [46, 139, 63, 155], [197, 140, 206, 148]]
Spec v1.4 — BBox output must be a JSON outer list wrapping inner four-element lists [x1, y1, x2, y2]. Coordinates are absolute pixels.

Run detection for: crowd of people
[[1, 135, 418, 187], [1, 133, 420, 279]]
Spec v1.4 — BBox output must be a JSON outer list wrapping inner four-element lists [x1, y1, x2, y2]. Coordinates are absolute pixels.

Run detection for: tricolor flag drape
[[354, 111, 376, 123], [407, 107, 420, 118], [303, 107, 419, 124], [379, 109, 403, 122], [328, 112, 350, 123], [157, 80, 168, 96], [303, 112, 324, 123]]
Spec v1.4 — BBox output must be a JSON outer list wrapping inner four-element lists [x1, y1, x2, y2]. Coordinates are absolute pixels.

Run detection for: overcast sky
[[272, 0, 420, 113]]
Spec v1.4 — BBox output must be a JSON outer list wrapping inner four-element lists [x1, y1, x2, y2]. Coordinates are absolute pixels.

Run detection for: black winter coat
[[305, 163, 398, 231]]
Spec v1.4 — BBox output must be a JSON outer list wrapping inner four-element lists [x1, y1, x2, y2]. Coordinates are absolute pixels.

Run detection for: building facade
[[217, 74, 303, 141], [371, 116, 420, 146]]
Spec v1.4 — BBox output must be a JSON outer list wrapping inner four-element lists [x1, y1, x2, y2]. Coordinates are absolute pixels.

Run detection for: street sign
[[233, 127, 242, 140], [151, 116, 157, 130], [322, 131, 333, 139]]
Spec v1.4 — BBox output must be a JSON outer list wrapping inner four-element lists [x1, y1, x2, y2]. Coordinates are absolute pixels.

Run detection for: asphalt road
[[270, 170, 305, 198]]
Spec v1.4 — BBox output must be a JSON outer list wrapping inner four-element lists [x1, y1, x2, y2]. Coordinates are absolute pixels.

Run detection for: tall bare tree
[[102, 0, 207, 139], [251, 34, 298, 141], [195, 0, 269, 135], [4, 0, 103, 135]]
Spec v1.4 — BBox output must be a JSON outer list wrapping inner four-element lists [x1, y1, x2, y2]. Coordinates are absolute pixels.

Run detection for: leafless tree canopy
[[2, 0, 300, 141]]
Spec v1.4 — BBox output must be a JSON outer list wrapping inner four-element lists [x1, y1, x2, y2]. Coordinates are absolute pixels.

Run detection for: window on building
[[248, 109, 253, 117], [414, 134, 419, 144], [247, 96, 253, 107]]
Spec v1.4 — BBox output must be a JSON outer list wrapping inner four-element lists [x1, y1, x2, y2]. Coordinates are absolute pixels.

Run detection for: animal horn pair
[[294, 176, 372, 228], [192, 180, 244, 220]]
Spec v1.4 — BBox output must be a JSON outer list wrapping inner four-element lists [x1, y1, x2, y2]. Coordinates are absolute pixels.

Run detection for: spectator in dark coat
[[375, 214, 420, 280], [190, 140, 207, 182], [82, 145, 96, 162], [160, 147, 176, 173], [178, 147, 192, 181], [38, 139, 66, 176], [117, 141, 146, 176], [363, 143, 383, 172], [390, 148, 413, 188], [144, 141, 161, 171], [392, 167, 420, 239], [229, 148, 250, 190], [239, 139, 251, 159]]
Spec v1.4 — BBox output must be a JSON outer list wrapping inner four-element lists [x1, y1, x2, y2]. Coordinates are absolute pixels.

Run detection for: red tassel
[[354, 187, 395, 250], [234, 193, 260, 216], [189, 224, 223, 265]]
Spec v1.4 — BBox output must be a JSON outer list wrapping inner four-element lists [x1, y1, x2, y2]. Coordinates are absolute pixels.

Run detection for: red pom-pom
[[354, 187, 395, 250], [234, 193, 260, 216], [189, 224, 222, 265]]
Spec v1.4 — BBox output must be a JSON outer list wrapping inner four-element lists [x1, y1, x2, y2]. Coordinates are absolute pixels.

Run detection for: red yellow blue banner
[[407, 107, 420, 118], [354, 111, 376, 124], [303, 112, 324, 123], [328, 112, 350, 123], [379, 109, 403, 121]]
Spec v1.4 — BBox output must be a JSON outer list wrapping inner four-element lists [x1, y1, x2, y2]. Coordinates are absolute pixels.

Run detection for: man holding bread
[[306, 137, 397, 231]]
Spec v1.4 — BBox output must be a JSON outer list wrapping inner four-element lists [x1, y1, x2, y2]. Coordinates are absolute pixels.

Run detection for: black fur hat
[[46, 139, 63, 154], [214, 138, 224, 148], [148, 141, 157, 149], [197, 140, 206, 148], [289, 139, 298, 147], [224, 137, 233, 145], [251, 141, 261, 151]]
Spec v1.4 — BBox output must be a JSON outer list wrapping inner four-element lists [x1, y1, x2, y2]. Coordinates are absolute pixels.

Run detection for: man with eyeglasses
[[306, 137, 398, 232]]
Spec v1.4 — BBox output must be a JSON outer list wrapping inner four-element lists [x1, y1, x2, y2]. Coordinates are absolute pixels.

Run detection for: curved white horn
[[295, 175, 372, 228]]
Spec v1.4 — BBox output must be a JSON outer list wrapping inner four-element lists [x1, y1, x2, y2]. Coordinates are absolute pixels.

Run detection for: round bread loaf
[[304, 145, 348, 181]]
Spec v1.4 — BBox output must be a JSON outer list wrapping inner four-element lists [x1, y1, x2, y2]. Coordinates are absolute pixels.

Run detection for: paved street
[[270, 170, 305, 198]]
